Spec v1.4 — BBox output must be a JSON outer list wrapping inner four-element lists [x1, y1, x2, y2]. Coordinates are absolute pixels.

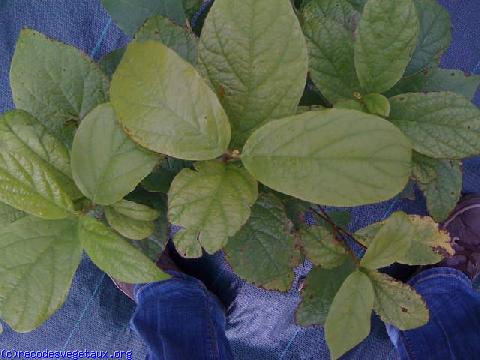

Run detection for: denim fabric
[[387, 268, 480, 360], [0, 1, 479, 359], [131, 272, 233, 360]]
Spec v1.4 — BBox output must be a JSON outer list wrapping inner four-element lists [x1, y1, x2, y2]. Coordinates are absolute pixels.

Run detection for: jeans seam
[[399, 331, 418, 360], [200, 283, 221, 360]]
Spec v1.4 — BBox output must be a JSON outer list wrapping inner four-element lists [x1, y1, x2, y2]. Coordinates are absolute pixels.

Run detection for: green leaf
[[405, 0, 451, 76], [0, 216, 82, 332], [325, 270, 374, 359], [183, 0, 203, 18], [334, 99, 367, 112], [354, 0, 419, 93], [110, 199, 160, 221], [142, 157, 192, 193], [198, 0, 308, 147], [301, 226, 348, 268], [386, 66, 480, 100], [360, 212, 413, 269], [135, 15, 197, 65], [169, 161, 258, 256], [302, 0, 358, 30], [367, 270, 429, 330], [10, 29, 109, 146], [412, 152, 438, 184], [362, 93, 390, 117], [110, 41, 231, 160], [356, 212, 454, 265], [105, 209, 155, 240], [345, 0, 367, 11], [71, 103, 158, 205], [124, 192, 169, 261], [0, 202, 26, 226], [389, 92, 480, 159], [224, 193, 297, 291], [241, 109, 412, 207], [106, 200, 159, 240], [0, 110, 81, 200], [101, 0, 186, 36], [296, 261, 355, 326], [275, 192, 311, 230], [303, 13, 361, 103], [0, 152, 74, 219], [419, 160, 462, 222], [397, 215, 453, 265], [99, 47, 126, 79], [78, 216, 169, 283]]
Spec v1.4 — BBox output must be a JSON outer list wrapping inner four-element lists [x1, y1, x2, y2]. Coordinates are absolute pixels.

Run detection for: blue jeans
[[131, 272, 234, 360], [131, 268, 480, 360], [387, 267, 480, 360]]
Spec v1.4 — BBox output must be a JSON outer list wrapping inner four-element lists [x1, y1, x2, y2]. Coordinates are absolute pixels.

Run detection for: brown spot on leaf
[[401, 307, 408, 313]]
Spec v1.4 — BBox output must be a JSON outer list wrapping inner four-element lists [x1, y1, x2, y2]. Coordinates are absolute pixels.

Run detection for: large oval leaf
[[389, 92, 480, 159], [71, 103, 159, 205], [325, 270, 374, 359], [0, 110, 81, 200], [78, 216, 169, 283], [242, 110, 412, 207], [169, 161, 258, 256], [405, 0, 451, 76], [10, 29, 109, 146], [354, 0, 419, 93], [101, 0, 186, 36], [0, 152, 74, 219], [224, 193, 297, 291], [110, 41, 231, 160], [198, 0, 308, 147], [0, 216, 82, 332]]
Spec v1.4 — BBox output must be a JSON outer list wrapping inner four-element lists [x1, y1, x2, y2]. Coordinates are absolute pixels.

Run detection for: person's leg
[[387, 267, 480, 360], [387, 194, 480, 360], [112, 253, 234, 360], [131, 272, 233, 360]]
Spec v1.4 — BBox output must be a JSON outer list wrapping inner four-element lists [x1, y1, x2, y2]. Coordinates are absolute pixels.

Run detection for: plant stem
[[309, 206, 367, 250]]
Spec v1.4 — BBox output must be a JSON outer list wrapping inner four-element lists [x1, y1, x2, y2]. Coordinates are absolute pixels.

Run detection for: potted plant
[[0, 0, 478, 358]]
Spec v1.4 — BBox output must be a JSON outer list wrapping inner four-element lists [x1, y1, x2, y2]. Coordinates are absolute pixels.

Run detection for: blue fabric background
[[0, 0, 479, 359]]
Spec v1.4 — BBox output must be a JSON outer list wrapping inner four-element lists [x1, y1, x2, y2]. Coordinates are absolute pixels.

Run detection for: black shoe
[[440, 194, 480, 281]]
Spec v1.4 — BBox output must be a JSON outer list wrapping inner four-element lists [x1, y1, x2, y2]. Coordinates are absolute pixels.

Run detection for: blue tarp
[[0, 0, 479, 358]]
